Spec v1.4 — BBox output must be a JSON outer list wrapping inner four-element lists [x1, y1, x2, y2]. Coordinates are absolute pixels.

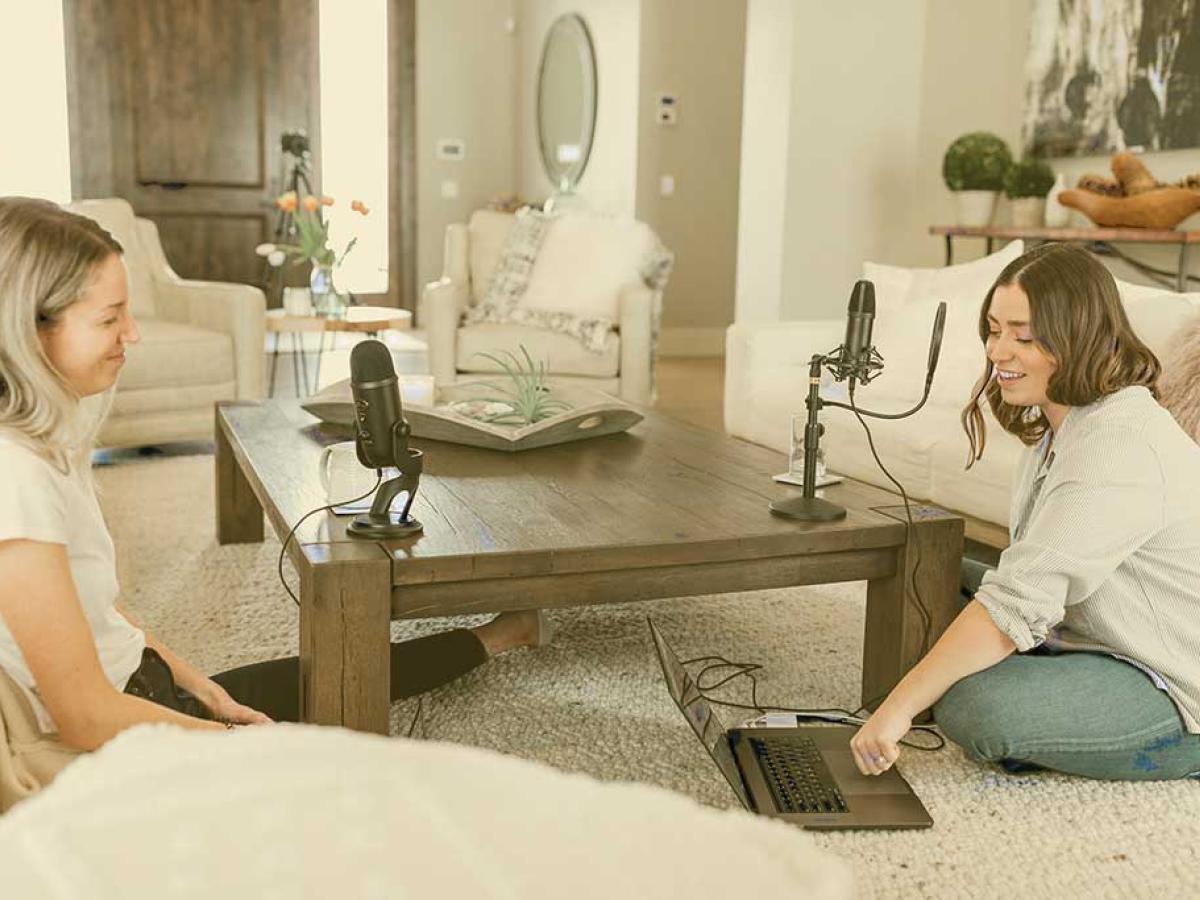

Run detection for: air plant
[[472, 345, 573, 425]]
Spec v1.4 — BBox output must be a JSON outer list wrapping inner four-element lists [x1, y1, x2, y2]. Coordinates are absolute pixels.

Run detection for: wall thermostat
[[655, 92, 677, 125], [436, 138, 466, 161]]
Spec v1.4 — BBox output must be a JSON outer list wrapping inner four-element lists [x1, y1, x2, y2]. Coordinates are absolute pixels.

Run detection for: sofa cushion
[[457, 323, 620, 378], [467, 210, 517, 304], [117, 318, 235, 392], [65, 199, 156, 319], [518, 213, 661, 321], [929, 404, 1025, 528]]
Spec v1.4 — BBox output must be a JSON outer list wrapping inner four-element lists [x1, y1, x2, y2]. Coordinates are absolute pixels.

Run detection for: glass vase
[[309, 262, 347, 319]]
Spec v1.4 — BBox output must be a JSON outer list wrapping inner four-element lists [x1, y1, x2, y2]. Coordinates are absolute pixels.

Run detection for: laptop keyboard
[[750, 735, 848, 815]]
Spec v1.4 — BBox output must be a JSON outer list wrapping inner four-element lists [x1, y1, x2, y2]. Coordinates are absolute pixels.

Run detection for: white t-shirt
[[0, 437, 145, 733]]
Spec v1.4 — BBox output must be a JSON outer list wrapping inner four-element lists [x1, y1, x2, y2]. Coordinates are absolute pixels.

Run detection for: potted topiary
[[1003, 158, 1056, 228], [942, 132, 1013, 227]]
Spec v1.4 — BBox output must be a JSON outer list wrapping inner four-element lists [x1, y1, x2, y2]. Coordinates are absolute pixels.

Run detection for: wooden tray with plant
[[302, 346, 644, 452]]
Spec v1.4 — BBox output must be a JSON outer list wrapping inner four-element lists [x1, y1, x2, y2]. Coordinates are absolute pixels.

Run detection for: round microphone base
[[348, 513, 424, 538], [769, 496, 847, 522]]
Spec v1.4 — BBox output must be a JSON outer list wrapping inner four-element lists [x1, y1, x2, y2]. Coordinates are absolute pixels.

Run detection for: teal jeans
[[932, 558, 1200, 781]]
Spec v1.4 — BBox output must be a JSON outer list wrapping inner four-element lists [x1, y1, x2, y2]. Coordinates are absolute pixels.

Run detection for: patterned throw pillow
[[463, 208, 673, 354]]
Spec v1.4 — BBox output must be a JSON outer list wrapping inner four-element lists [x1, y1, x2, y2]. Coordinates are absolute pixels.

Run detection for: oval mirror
[[536, 14, 597, 192]]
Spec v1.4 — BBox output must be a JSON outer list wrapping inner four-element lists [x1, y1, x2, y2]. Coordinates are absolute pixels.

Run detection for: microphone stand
[[769, 301, 946, 523], [348, 420, 425, 538], [768, 355, 847, 521]]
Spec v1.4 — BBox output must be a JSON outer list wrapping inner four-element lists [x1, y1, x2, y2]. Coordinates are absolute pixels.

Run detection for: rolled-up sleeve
[[974, 429, 1164, 652]]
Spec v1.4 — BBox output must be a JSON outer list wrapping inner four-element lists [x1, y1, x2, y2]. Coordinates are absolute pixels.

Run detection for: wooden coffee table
[[216, 400, 964, 734]]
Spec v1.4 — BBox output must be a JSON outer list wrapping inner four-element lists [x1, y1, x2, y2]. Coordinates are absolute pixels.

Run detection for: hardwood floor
[[654, 356, 725, 432]]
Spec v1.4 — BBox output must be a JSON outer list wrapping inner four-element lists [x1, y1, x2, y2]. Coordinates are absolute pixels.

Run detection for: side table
[[930, 224, 1200, 292], [266, 305, 413, 397]]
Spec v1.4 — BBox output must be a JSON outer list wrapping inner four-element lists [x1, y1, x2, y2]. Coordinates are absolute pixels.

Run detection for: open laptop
[[649, 618, 932, 830]]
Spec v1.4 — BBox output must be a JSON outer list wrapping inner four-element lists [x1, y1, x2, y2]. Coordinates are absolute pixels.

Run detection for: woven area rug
[[96, 453, 1200, 899]]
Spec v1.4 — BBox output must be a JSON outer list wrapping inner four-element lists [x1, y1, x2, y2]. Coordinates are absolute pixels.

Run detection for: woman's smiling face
[[985, 283, 1063, 424], [38, 253, 140, 397]]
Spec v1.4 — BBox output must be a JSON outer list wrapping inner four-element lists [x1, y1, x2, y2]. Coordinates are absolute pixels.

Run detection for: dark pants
[[124, 629, 488, 724]]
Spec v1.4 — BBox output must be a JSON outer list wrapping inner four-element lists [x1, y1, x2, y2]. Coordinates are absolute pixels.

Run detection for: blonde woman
[[0, 198, 546, 776], [852, 243, 1200, 781]]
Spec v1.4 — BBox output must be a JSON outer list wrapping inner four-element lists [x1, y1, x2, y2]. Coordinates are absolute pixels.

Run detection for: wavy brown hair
[[961, 242, 1160, 467]]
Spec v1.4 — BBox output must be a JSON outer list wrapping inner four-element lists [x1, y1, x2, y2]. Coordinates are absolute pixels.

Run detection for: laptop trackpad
[[823, 749, 914, 795]]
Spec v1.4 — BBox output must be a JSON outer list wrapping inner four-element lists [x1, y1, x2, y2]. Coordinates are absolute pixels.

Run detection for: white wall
[[637, 0, 746, 355], [516, 0, 641, 214], [734, 0, 794, 324], [778, 1, 929, 321], [737, 0, 1200, 325], [415, 0, 518, 292]]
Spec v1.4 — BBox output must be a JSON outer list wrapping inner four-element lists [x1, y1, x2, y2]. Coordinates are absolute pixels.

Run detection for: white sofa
[[419, 210, 661, 405], [68, 199, 266, 448], [725, 242, 1200, 542]]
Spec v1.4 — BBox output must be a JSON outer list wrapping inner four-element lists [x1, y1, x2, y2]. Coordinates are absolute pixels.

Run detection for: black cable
[[277, 470, 384, 607], [847, 381, 933, 660], [680, 654, 945, 751], [406, 697, 424, 739]]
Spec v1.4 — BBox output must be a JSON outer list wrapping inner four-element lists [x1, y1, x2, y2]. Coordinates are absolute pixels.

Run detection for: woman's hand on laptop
[[850, 703, 910, 776]]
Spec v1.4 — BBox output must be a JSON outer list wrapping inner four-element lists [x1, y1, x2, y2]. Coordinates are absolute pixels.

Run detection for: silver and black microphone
[[346, 339, 424, 537]]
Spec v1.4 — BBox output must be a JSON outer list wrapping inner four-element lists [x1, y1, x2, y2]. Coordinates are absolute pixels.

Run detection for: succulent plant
[[1003, 158, 1056, 199], [472, 346, 573, 425], [942, 132, 1013, 192]]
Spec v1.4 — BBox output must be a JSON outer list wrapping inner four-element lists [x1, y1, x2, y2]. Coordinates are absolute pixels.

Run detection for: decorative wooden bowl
[[301, 379, 644, 452], [1057, 187, 1200, 229]]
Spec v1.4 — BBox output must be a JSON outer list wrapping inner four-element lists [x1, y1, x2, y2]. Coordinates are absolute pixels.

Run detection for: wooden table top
[[930, 224, 1200, 244], [265, 305, 414, 333], [218, 400, 925, 587]]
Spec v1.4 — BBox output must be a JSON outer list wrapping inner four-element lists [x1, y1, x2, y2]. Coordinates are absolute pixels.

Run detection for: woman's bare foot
[[471, 610, 547, 657]]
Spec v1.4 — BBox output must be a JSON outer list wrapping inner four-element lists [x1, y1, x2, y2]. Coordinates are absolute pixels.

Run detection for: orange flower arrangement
[[255, 193, 370, 269]]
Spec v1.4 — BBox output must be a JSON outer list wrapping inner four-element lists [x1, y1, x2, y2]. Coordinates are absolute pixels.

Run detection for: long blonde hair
[[0, 197, 124, 472], [961, 243, 1160, 467]]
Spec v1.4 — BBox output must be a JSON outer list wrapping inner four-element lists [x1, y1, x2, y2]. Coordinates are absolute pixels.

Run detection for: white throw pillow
[[1122, 291, 1200, 359], [1114, 276, 1171, 304], [518, 213, 658, 321], [858, 241, 1023, 409], [863, 239, 1025, 316]]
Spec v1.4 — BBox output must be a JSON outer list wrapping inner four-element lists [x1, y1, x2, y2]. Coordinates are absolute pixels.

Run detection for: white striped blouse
[[974, 386, 1200, 733]]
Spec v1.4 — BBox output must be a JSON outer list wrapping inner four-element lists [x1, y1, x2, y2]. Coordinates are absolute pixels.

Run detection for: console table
[[930, 224, 1200, 292]]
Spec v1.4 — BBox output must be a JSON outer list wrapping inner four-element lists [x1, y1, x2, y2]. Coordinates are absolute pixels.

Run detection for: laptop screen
[[648, 618, 752, 810]]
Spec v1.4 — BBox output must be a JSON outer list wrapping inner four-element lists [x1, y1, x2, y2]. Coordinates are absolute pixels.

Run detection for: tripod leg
[[290, 332, 302, 398], [269, 331, 280, 397]]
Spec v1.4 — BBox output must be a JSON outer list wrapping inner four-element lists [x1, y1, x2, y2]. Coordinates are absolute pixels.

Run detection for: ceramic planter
[[955, 190, 998, 227]]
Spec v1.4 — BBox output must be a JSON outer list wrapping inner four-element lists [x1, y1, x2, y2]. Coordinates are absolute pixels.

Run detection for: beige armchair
[[419, 211, 660, 405], [67, 199, 266, 448]]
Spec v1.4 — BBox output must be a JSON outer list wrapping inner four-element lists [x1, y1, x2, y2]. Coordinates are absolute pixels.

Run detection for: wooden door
[[64, 0, 320, 294]]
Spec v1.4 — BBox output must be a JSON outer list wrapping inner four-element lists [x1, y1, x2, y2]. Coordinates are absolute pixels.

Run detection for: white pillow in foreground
[[0, 724, 854, 900]]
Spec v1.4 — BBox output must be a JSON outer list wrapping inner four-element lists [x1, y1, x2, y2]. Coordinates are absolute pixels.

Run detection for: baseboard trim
[[658, 327, 726, 357]]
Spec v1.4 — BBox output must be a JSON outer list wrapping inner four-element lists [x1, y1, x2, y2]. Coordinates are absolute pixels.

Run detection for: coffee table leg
[[215, 411, 264, 545], [298, 550, 392, 734], [860, 508, 963, 717]]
